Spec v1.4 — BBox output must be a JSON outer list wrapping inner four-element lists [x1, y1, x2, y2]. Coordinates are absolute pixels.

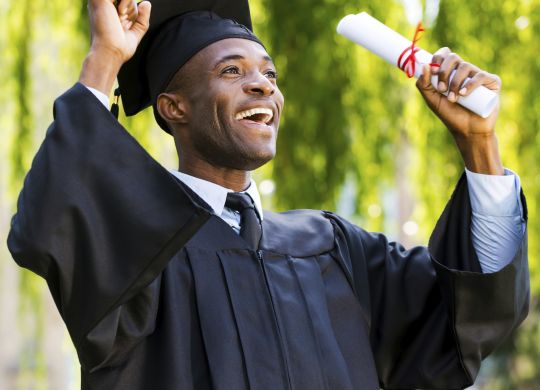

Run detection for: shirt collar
[[169, 170, 264, 220]]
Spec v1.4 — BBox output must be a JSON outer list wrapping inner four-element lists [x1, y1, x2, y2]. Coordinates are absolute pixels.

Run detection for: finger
[[117, 0, 135, 11], [459, 72, 501, 97], [430, 47, 451, 75], [126, 0, 138, 22], [437, 52, 462, 93], [416, 64, 444, 115], [416, 64, 433, 91], [447, 62, 478, 102], [117, 0, 130, 13], [118, 0, 138, 23], [121, 18, 134, 31], [130, 1, 152, 40]]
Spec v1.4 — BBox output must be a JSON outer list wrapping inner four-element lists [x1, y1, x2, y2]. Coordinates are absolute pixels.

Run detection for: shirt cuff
[[465, 168, 523, 219], [84, 85, 110, 109]]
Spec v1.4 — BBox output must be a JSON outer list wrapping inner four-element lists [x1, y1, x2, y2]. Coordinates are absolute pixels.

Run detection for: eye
[[264, 70, 278, 79], [222, 66, 240, 75]]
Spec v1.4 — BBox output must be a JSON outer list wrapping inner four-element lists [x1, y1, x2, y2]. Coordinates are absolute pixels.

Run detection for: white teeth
[[235, 108, 274, 124]]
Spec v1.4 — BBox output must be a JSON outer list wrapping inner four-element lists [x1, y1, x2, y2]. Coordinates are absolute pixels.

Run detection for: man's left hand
[[416, 47, 504, 175]]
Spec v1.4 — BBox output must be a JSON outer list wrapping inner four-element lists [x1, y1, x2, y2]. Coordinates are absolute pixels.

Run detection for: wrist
[[79, 48, 124, 96], [454, 132, 504, 175]]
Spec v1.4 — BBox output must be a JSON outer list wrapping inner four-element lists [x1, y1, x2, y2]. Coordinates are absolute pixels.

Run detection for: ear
[[156, 92, 189, 125]]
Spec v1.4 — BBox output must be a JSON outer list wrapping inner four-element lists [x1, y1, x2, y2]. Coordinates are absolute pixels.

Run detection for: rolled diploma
[[337, 12, 498, 118]]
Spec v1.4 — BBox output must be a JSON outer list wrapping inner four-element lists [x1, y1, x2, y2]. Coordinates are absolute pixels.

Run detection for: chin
[[238, 154, 275, 171], [229, 147, 276, 171]]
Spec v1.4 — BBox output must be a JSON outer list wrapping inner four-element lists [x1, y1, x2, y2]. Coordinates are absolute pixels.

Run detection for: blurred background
[[1, 0, 539, 388]]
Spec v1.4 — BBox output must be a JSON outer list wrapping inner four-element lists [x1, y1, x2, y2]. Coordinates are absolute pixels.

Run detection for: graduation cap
[[117, 0, 263, 131]]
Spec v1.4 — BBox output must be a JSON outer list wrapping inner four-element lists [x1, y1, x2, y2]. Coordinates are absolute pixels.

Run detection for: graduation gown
[[7, 84, 529, 390]]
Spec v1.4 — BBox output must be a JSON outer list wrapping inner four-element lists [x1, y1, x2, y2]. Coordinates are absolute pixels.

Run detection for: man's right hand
[[79, 0, 151, 96]]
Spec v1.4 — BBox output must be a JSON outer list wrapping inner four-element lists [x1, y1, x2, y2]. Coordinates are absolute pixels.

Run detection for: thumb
[[416, 64, 441, 103], [130, 1, 152, 42], [416, 64, 445, 114], [416, 64, 435, 92]]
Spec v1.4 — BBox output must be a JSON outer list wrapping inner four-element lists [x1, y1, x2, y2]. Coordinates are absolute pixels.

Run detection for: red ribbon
[[397, 22, 440, 78]]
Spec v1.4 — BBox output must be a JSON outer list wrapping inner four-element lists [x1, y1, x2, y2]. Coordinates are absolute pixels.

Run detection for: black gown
[[7, 84, 530, 390]]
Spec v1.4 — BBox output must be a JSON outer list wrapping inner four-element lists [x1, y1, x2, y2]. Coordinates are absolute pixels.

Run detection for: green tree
[[1, 0, 539, 387]]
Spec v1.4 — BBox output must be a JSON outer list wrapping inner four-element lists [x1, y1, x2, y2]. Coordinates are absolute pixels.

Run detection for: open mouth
[[235, 108, 274, 125]]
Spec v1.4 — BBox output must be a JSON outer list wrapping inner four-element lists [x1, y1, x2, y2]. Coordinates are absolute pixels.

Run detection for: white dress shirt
[[465, 168, 525, 272], [84, 85, 525, 273], [170, 170, 263, 234]]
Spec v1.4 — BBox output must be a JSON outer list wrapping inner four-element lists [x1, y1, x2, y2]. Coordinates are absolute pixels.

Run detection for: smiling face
[[160, 38, 284, 173]]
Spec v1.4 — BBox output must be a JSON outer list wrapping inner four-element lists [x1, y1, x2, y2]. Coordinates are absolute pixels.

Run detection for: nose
[[243, 72, 275, 96]]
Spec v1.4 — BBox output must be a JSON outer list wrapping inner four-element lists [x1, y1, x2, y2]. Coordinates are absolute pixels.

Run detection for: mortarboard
[[117, 0, 263, 131]]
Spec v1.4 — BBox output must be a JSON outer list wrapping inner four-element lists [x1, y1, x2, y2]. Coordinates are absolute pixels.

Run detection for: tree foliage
[[1, 0, 539, 387]]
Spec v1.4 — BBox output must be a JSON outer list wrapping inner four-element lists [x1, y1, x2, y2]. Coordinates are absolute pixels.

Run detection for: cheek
[[192, 98, 225, 134]]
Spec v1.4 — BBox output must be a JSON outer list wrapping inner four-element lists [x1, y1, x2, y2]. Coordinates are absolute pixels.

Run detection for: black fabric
[[225, 192, 262, 250], [117, 0, 262, 129], [7, 84, 530, 389], [7, 84, 211, 366]]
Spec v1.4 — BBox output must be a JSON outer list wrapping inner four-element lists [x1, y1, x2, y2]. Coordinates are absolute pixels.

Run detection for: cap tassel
[[111, 88, 121, 119]]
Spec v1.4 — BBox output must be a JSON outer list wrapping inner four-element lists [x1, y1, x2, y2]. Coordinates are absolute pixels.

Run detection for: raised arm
[[416, 48, 503, 175], [79, 0, 151, 95], [7, 0, 212, 371], [416, 49, 524, 274]]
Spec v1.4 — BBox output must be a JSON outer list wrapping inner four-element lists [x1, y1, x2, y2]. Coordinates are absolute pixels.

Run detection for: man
[[7, 0, 528, 389]]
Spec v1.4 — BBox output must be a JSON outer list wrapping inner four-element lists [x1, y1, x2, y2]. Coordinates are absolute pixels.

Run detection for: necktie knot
[[225, 192, 256, 213], [225, 192, 261, 250]]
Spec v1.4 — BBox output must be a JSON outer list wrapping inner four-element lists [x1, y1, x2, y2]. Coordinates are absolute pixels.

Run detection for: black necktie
[[225, 192, 262, 250]]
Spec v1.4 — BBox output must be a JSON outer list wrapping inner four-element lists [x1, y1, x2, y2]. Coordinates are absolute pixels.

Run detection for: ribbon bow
[[397, 22, 439, 78]]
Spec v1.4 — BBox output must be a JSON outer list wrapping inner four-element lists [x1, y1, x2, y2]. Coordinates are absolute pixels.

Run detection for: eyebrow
[[213, 54, 274, 69]]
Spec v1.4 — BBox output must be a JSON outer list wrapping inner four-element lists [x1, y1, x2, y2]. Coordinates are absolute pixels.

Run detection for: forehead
[[193, 38, 272, 65]]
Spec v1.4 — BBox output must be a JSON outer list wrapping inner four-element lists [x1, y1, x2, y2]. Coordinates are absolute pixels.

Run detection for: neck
[[179, 160, 251, 192], [173, 130, 253, 192]]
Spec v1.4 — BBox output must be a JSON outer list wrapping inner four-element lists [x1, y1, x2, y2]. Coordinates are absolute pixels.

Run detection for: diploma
[[337, 12, 498, 118]]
